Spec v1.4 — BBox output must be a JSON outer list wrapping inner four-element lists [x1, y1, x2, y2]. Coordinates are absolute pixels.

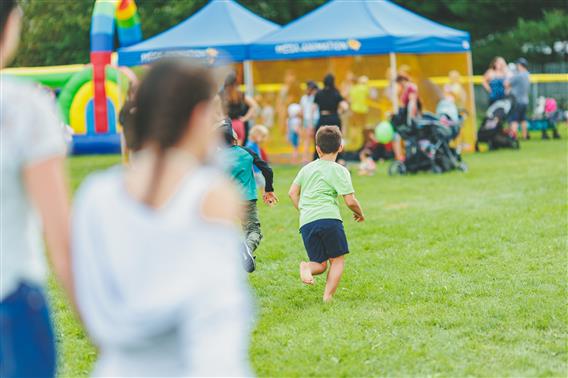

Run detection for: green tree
[[14, 0, 92, 66], [11, 0, 568, 73], [474, 10, 568, 71]]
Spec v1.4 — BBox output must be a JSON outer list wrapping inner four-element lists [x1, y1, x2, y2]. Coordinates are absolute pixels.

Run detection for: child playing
[[358, 149, 376, 176], [260, 93, 275, 129], [245, 125, 270, 192], [300, 81, 319, 162], [288, 126, 365, 302], [287, 102, 302, 162], [221, 119, 278, 273]]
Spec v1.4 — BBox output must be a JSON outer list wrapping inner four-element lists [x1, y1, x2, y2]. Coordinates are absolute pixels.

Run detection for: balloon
[[375, 121, 394, 143]]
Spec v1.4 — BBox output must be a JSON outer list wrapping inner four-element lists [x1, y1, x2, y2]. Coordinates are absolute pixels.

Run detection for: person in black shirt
[[219, 73, 259, 145], [313, 74, 349, 159]]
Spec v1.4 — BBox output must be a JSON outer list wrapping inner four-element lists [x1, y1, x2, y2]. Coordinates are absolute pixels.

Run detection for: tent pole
[[243, 60, 254, 99], [389, 52, 398, 114], [466, 51, 477, 151]]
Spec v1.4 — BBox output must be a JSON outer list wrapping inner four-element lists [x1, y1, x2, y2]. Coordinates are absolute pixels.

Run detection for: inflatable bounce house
[[2, 0, 142, 154], [59, 0, 142, 154]]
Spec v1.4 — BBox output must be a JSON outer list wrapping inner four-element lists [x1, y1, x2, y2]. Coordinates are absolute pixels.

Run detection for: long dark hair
[[130, 59, 216, 205], [323, 74, 335, 90], [221, 71, 242, 105], [0, 0, 16, 37]]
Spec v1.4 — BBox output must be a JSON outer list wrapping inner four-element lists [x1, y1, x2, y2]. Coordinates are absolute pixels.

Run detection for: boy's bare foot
[[323, 295, 333, 302], [300, 262, 314, 285]]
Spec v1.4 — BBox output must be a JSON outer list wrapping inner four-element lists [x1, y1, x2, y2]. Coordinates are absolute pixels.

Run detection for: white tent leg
[[389, 52, 398, 114], [243, 60, 254, 98], [466, 51, 477, 151]]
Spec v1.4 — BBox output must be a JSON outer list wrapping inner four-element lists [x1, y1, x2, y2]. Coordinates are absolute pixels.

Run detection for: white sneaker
[[242, 242, 256, 273]]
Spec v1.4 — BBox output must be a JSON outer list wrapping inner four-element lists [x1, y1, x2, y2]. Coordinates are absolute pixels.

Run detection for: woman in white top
[[72, 60, 253, 376], [1, 1, 73, 377]]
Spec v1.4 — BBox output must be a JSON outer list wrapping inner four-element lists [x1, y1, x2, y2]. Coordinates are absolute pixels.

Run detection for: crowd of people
[[219, 64, 476, 175], [2, 0, 565, 375], [482, 56, 532, 140]]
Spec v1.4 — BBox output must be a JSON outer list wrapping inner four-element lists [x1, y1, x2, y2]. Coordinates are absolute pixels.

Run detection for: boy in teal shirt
[[220, 119, 277, 273], [289, 126, 365, 302]]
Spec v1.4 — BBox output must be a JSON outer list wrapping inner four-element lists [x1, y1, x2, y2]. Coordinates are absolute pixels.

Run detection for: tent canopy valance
[[249, 0, 470, 61], [118, 0, 280, 66]]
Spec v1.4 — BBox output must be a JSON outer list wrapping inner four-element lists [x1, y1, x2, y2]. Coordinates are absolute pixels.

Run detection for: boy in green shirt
[[288, 126, 365, 302]]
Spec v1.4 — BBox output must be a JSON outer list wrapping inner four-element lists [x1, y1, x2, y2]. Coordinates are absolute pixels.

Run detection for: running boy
[[288, 126, 364, 302], [220, 119, 278, 273]]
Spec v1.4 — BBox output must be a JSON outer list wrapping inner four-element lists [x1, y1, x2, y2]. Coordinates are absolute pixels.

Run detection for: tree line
[[13, 0, 567, 73]]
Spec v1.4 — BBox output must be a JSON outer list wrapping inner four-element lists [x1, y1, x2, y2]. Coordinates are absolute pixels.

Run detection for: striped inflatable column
[[116, 0, 142, 47], [90, 0, 119, 134]]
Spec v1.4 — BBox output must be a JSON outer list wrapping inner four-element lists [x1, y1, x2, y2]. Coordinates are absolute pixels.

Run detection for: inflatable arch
[[58, 0, 142, 154]]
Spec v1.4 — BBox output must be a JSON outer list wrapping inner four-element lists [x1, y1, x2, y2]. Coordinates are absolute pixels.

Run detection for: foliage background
[[13, 0, 568, 73]]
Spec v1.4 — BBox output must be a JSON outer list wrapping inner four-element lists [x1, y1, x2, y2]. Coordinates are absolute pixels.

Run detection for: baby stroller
[[388, 111, 467, 175], [476, 97, 520, 151]]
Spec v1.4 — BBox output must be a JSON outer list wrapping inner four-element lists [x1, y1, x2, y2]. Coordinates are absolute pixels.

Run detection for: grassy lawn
[[51, 133, 567, 377]]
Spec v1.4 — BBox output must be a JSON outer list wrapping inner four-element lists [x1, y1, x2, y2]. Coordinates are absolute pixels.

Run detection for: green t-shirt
[[293, 159, 354, 228]]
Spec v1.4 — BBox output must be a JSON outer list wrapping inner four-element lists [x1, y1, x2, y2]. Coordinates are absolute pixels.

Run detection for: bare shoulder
[[201, 177, 242, 223]]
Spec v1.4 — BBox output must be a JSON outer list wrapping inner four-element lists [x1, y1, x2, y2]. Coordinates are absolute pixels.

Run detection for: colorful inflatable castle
[[55, 0, 143, 154], [1, 0, 143, 154]]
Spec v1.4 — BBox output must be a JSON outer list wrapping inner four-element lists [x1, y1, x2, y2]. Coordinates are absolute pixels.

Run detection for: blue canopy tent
[[117, 0, 279, 66], [248, 0, 477, 151], [249, 0, 470, 60]]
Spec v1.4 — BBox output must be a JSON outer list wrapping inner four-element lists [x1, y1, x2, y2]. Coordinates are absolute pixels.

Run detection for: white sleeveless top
[[0, 78, 66, 300], [72, 166, 253, 377]]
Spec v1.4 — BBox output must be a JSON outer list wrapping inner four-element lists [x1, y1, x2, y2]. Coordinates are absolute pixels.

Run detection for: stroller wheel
[[431, 165, 443, 174], [388, 161, 406, 176], [458, 162, 468, 172]]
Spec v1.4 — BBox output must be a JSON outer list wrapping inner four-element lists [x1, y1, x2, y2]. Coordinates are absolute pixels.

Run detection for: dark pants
[[314, 114, 342, 160], [244, 200, 263, 253], [0, 283, 56, 378]]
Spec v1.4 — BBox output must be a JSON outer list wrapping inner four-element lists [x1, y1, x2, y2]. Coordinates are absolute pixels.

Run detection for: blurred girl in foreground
[[1, 0, 73, 376], [72, 60, 252, 376]]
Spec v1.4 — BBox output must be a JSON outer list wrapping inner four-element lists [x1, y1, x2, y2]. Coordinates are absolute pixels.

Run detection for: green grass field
[[51, 134, 567, 377]]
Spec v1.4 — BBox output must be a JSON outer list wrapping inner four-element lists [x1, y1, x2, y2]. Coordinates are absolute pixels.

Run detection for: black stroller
[[476, 97, 520, 151], [389, 112, 467, 175]]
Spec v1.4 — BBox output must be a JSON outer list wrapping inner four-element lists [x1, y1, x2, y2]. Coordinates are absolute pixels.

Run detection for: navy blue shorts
[[509, 103, 528, 122], [300, 219, 349, 263]]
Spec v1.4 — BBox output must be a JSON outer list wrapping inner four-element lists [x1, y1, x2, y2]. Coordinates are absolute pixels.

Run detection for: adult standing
[[391, 74, 422, 161], [300, 80, 319, 163], [507, 58, 531, 140], [482, 56, 509, 105], [277, 70, 302, 135], [349, 75, 370, 147], [313, 74, 348, 159], [445, 70, 467, 110], [396, 74, 422, 121], [220, 72, 258, 145], [1, 1, 73, 377]]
